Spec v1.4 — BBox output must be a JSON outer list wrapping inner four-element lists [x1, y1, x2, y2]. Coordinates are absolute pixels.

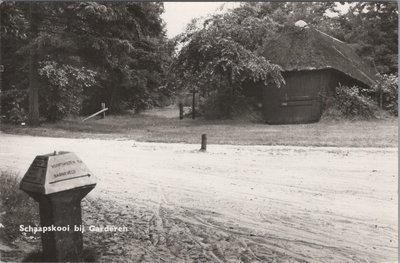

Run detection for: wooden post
[[101, 103, 106, 119], [379, 88, 383, 109], [179, 103, 183, 120], [200, 134, 207, 151], [192, 89, 196, 119]]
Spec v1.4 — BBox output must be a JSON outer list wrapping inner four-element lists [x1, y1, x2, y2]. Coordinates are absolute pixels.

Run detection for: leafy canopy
[[1, 2, 173, 122], [172, 6, 285, 97]]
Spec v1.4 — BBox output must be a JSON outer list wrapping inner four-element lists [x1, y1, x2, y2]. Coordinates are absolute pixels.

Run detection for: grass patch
[[1, 110, 397, 147], [22, 248, 99, 262], [0, 170, 40, 242], [0, 171, 99, 262]]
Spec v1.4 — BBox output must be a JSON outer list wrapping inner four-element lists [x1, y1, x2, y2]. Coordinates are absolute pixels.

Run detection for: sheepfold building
[[258, 22, 376, 124]]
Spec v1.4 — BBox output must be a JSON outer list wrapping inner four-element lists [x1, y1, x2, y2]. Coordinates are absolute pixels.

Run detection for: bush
[[323, 84, 378, 119], [38, 61, 97, 122], [0, 89, 28, 124], [199, 90, 236, 119], [198, 88, 261, 120], [5, 102, 28, 124], [0, 170, 40, 242], [198, 90, 235, 119], [373, 73, 398, 116], [1, 61, 98, 124]]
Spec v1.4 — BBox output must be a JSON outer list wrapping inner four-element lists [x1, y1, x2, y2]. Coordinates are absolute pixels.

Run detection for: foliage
[[1, 2, 172, 123], [63, 2, 173, 113], [172, 2, 398, 119], [1, 89, 28, 124], [172, 6, 284, 118], [244, 2, 398, 74], [38, 61, 97, 121], [1, 2, 30, 124], [2, 2, 397, 122], [0, 170, 39, 242], [199, 89, 240, 119], [0, 2, 29, 41], [240, 2, 337, 29], [330, 2, 398, 74], [199, 89, 262, 120], [373, 73, 398, 116], [324, 84, 378, 119]]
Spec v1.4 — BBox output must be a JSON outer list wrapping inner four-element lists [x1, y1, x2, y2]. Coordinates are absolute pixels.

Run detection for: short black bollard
[[20, 151, 97, 262], [179, 103, 183, 120], [200, 134, 207, 151]]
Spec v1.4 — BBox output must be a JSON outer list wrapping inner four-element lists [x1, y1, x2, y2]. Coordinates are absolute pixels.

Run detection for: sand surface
[[0, 134, 397, 262]]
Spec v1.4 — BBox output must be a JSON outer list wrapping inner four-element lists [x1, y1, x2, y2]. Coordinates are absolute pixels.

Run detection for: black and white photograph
[[0, 1, 398, 262]]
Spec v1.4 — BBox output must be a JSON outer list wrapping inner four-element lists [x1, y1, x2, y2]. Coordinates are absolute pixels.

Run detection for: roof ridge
[[314, 28, 345, 44], [261, 25, 376, 87]]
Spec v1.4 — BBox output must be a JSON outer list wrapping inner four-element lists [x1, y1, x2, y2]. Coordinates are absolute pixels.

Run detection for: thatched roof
[[260, 25, 377, 87]]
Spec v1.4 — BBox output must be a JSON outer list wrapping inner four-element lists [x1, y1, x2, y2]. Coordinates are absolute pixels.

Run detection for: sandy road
[[0, 134, 397, 262]]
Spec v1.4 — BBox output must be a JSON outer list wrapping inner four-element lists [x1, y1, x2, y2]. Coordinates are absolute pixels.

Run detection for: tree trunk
[[109, 85, 119, 113], [227, 71, 233, 118], [28, 3, 40, 126], [0, 8, 2, 128], [192, 88, 196, 119], [28, 55, 40, 126]]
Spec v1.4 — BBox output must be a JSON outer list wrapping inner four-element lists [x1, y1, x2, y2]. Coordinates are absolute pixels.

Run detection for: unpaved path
[[0, 134, 397, 262]]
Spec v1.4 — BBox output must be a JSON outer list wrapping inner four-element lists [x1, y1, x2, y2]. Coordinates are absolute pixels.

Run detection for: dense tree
[[171, 2, 346, 117], [63, 2, 173, 113], [1, 2, 172, 123], [1, 2, 30, 123], [2, 2, 397, 122], [172, 6, 284, 117], [172, 2, 398, 118], [335, 2, 398, 74], [240, 2, 336, 27], [240, 2, 398, 74]]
